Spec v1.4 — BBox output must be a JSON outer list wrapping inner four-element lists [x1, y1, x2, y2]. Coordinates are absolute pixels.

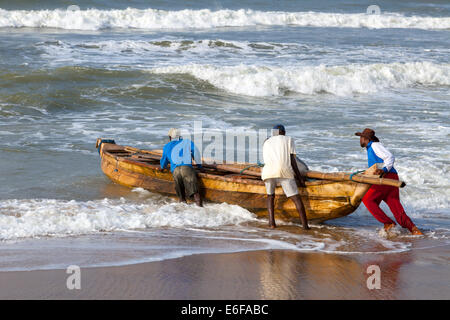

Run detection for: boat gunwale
[[102, 147, 361, 188], [103, 154, 353, 202]]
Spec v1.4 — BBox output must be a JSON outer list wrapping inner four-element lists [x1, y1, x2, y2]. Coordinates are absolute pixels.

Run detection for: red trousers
[[362, 173, 415, 231]]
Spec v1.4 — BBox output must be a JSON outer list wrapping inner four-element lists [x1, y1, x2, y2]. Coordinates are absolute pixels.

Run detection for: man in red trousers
[[355, 128, 423, 235]]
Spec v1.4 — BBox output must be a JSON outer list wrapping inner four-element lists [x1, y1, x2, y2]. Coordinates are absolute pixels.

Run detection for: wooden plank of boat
[[96, 139, 378, 223]]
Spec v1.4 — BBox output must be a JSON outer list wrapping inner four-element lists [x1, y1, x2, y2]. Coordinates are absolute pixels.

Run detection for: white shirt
[[261, 135, 296, 180], [371, 142, 395, 172]]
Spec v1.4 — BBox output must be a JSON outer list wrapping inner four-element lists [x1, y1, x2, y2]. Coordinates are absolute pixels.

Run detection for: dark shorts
[[172, 165, 199, 199]]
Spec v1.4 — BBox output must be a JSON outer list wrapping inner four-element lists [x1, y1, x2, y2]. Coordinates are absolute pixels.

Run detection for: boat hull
[[98, 141, 372, 223]]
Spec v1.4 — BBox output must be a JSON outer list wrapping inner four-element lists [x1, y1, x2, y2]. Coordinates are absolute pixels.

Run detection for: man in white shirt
[[262, 125, 310, 230]]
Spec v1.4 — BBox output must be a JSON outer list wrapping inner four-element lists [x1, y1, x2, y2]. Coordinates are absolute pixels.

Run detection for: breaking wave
[[0, 8, 449, 30], [0, 198, 257, 240], [150, 61, 450, 96]]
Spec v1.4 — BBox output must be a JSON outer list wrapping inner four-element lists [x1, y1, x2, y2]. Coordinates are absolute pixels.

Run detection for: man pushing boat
[[160, 128, 203, 207], [262, 125, 310, 230], [355, 128, 422, 235]]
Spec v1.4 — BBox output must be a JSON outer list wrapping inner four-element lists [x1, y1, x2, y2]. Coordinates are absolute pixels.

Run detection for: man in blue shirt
[[356, 128, 422, 235], [160, 128, 203, 206]]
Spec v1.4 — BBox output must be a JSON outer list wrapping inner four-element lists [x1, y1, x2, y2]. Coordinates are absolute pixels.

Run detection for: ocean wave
[[396, 158, 450, 216], [0, 8, 449, 30], [38, 39, 278, 56], [37, 39, 450, 66], [150, 61, 450, 96], [0, 198, 257, 240], [0, 197, 431, 256]]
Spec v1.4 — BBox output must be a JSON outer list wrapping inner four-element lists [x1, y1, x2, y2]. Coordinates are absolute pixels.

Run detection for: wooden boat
[[96, 139, 381, 223]]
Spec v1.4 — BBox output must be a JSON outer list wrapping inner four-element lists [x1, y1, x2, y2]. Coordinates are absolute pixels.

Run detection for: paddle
[[123, 147, 406, 188]]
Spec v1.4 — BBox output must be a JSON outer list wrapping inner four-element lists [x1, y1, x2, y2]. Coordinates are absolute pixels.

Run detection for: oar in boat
[[188, 163, 406, 189], [305, 170, 405, 188], [123, 146, 405, 188]]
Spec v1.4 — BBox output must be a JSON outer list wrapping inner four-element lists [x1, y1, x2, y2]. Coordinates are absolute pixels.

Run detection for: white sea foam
[[150, 62, 450, 96], [37, 39, 262, 67], [72, 39, 253, 53], [37, 39, 450, 70], [0, 8, 449, 30], [38, 39, 272, 59], [396, 159, 450, 215], [0, 198, 257, 240]]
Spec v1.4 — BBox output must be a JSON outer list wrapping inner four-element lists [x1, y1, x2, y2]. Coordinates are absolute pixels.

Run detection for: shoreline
[[1, 246, 449, 300]]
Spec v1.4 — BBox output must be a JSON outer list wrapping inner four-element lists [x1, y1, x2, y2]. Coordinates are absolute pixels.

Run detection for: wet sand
[[1, 245, 449, 300]]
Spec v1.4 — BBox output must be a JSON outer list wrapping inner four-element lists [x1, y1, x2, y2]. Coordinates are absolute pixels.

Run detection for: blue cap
[[273, 124, 285, 132]]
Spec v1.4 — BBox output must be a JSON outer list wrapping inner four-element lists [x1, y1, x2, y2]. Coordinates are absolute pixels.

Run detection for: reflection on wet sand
[[257, 251, 374, 299], [1, 247, 449, 299], [185, 249, 441, 299]]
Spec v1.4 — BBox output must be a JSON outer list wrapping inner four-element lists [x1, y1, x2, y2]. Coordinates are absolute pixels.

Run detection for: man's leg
[[384, 186, 416, 232], [193, 193, 203, 207], [267, 194, 276, 228], [362, 186, 395, 227], [264, 179, 276, 228], [183, 166, 203, 207], [381, 173, 420, 234], [281, 178, 309, 230], [173, 167, 187, 203], [289, 194, 310, 230]]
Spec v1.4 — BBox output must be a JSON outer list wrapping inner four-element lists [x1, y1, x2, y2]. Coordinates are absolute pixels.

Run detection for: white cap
[[168, 128, 180, 139]]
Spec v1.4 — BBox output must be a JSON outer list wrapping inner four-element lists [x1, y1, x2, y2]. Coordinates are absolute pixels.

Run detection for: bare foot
[[384, 223, 395, 232]]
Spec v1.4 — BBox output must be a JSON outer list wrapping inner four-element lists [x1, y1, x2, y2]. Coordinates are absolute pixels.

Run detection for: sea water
[[0, 0, 449, 271]]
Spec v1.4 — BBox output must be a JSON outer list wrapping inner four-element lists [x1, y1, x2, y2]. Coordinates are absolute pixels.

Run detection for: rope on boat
[[349, 170, 365, 181], [239, 162, 264, 175]]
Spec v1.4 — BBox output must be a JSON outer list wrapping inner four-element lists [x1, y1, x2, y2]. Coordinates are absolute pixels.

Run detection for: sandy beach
[[1, 244, 449, 300]]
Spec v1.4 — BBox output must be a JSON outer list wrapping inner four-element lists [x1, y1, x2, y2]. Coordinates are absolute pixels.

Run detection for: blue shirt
[[366, 141, 397, 174], [160, 139, 202, 173]]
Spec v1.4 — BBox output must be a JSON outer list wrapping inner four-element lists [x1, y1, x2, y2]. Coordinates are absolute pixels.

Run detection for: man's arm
[[160, 146, 169, 170], [191, 141, 202, 169], [291, 154, 306, 188], [288, 137, 305, 187], [371, 143, 395, 174]]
